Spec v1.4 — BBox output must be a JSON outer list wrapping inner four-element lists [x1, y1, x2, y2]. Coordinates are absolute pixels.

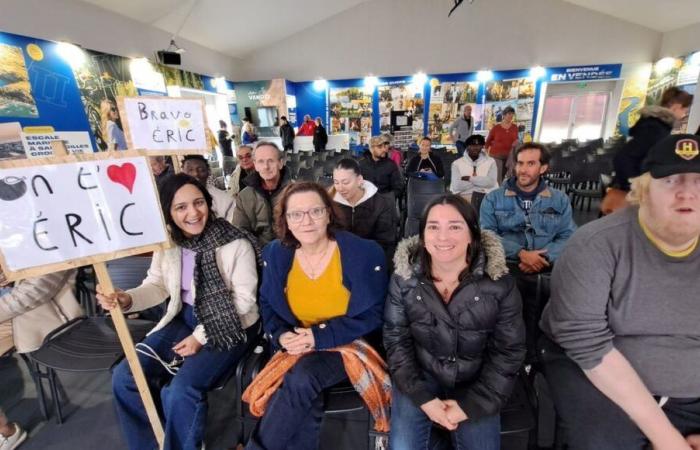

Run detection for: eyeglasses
[[286, 206, 327, 223], [382, 142, 390, 146], [238, 153, 252, 160]]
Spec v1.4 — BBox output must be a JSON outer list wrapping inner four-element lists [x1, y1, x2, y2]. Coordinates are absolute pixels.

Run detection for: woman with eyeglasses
[[245, 181, 389, 450], [97, 173, 261, 450]]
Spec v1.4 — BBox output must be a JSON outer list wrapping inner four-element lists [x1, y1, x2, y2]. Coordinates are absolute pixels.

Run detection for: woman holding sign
[[97, 173, 261, 450]]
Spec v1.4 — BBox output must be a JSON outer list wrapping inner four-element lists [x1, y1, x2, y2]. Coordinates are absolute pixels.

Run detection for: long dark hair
[[274, 181, 341, 247], [159, 173, 214, 245], [418, 194, 482, 281]]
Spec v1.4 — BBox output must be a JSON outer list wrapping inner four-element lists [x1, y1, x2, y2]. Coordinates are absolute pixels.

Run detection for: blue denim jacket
[[479, 180, 576, 262]]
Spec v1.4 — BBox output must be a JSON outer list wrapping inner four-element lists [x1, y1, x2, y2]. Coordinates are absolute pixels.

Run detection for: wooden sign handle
[[50, 140, 164, 447], [93, 262, 164, 447]]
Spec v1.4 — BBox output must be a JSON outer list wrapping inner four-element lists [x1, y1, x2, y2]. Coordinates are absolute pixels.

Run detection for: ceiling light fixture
[[364, 76, 379, 89], [313, 79, 328, 91], [476, 70, 494, 82], [529, 66, 546, 80]]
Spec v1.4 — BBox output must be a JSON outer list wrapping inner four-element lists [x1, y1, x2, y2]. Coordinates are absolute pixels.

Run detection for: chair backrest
[[297, 167, 314, 181], [406, 177, 445, 219], [106, 256, 152, 291]]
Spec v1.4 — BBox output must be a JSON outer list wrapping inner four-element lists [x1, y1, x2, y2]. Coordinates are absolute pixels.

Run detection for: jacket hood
[[393, 229, 508, 281], [333, 180, 378, 206], [636, 106, 676, 127], [463, 150, 490, 164]]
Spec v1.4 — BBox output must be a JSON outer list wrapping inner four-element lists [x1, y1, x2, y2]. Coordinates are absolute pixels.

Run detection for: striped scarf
[[242, 339, 392, 432], [179, 217, 261, 350]]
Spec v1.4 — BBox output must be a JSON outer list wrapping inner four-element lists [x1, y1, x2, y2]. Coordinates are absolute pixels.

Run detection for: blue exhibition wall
[[0, 31, 91, 134]]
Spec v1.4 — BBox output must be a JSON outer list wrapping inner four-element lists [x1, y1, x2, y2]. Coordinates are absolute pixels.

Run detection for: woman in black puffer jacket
[[384, 194, 525, 450]]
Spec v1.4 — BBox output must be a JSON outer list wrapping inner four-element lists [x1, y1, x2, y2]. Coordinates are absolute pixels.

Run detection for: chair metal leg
[[48, 368, 64, 424], [20, 354, 49, 421]]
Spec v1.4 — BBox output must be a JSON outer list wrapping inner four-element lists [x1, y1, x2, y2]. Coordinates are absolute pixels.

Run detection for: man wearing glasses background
[[229, 145, 256, 197]]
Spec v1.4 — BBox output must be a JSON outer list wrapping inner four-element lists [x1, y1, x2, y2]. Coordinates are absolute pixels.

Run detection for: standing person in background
[[100, 98, 127, 150], [279, 116, 295, 153], [313, 117, 328, 153], [218, 120, 233, 158], [601, 87, 693, 215], [406, 136, 445, 179], [485, 106, 518, 183], [297, 115, 316, 136], [242, 118, 258, 145], [449, 105, 474, 154]]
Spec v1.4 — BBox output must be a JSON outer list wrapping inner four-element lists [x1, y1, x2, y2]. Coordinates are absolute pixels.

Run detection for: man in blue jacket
[[480, 142, 576, 271], [480, 142, 576, 360]]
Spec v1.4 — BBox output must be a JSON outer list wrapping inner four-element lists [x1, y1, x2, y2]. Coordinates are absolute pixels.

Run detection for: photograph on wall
[[0, 43, 38, 118], [70, 50, 137, 151], [646, 58, 683, 107], [378, 81, 424, 140], [0, 121, 26, 160], [427, 80, 478, 144], [329, 86, 372, 146], [483, 78, 535, 135], [157, 64, 204, 90], [615, 63, 652, 137]]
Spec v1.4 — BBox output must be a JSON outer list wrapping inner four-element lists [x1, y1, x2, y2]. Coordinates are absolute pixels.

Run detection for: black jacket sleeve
[[453, 276, 526, 419], [612, 119, 670, 190], [433, 156, 445, 179], [406, 156, 420, 174], [371, 195, 398, 257], [383, 275, 436, 407]]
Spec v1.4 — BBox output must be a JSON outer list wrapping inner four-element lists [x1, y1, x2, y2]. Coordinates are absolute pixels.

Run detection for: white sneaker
[[0, 424, 27, 450]]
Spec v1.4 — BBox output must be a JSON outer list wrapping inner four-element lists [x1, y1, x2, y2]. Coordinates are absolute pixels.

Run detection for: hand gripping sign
[[0, 142, 167, 446]]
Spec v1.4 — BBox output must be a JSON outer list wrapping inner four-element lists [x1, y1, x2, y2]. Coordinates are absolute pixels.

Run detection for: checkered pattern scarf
[[242, 339, 392, 432], [179, 218, 262, 350]]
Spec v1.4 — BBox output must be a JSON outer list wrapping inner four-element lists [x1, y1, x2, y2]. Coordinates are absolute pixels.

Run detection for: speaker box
[[157, 50, 181, 65]]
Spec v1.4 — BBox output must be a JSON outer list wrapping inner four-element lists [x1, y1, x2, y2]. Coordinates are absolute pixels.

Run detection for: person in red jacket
[[486, 106, 519, 183], [297, 115, 317, 136]]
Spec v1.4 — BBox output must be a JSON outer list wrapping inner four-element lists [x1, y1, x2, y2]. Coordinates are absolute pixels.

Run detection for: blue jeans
[[246, 352, 348, 450], [112, 305, 256, 450], [389, 375, 500, 450]]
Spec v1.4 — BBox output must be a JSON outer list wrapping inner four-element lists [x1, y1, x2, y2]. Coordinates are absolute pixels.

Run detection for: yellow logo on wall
[[26, 44, 44, 61], [675, 139, 699, 161]]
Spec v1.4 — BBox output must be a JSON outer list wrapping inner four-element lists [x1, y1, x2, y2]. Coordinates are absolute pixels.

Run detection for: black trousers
[[539, 337, 700, 449]]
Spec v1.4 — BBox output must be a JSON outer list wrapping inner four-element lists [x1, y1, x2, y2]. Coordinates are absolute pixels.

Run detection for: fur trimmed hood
[[637, 105, 677, 127], [393, 229, 508, 281]]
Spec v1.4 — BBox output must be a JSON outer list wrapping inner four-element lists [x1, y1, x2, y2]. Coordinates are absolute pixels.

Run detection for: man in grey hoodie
[[540, 134, 700, 449]]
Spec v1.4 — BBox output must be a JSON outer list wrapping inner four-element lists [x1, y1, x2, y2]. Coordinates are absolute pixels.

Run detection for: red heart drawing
[[107, 163, 137, 194]]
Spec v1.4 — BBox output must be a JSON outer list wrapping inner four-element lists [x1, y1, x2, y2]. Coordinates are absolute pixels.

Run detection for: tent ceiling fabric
[[78, 0, 698, 59], [78, 0, 370, 57], [561, 0, 700, 32]]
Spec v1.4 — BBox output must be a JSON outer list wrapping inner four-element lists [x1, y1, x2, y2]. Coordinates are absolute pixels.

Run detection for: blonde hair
[[626, 172, 652, 205]]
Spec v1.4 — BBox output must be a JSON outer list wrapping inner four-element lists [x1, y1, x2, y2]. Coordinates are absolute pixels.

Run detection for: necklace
[[299, 240, 332, 279], [434, 278, 460, 303]]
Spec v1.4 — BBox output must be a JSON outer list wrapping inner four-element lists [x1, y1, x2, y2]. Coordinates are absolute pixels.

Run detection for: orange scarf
[[242, 339, 391, 432]]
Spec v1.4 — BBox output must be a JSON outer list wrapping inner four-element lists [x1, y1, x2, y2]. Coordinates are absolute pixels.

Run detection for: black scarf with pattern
[[179, 218, 262, 350]]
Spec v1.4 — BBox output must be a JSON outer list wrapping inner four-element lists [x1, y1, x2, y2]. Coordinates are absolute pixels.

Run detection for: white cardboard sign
[[21, 131, 95, 158], [120, 96, 207, 153], [0, 156, 167, 272]]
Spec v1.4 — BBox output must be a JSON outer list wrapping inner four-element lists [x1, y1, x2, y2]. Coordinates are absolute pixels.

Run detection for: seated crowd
[[2, 126, 700, 450]]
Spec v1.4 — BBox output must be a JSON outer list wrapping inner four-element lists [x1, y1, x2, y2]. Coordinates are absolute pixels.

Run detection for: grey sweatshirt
[[540, 206, 700, 397]]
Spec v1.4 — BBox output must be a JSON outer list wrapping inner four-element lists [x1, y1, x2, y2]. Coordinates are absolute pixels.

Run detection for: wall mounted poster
[[118, 96, 207, 153], [70, 50, 137, 151], [0, 153, 167, 279], [0, 43, 39, 118], [378, 81, 424, 141], [483, 78, 535, 134], [428, 80, 479, 144], [21, 131, 94, 158], [0, 122, 25, 160], [330, 87, 372, 147]]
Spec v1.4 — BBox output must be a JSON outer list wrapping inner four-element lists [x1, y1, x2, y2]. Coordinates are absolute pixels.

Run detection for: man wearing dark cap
[[359, 135, 404, 198], [540, 135, 700, 449], [450, 134, 497, 212]]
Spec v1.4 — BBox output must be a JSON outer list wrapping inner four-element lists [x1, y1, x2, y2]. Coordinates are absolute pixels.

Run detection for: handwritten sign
[[21, 131, 94, 158], [118, 96, 207, 153], [0, 154, 168, 278]]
